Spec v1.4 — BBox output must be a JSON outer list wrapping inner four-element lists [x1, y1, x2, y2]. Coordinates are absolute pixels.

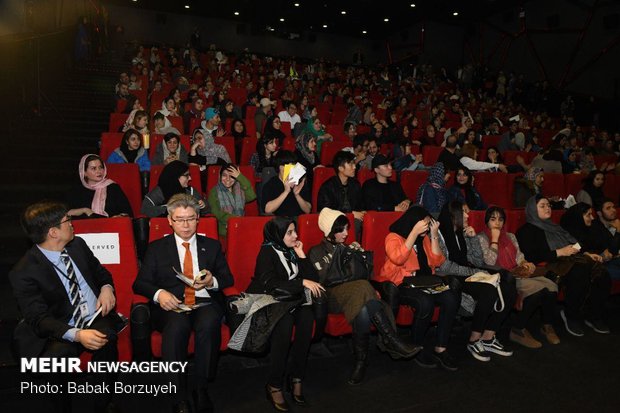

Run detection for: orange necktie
[[182, 242, 195, 305]]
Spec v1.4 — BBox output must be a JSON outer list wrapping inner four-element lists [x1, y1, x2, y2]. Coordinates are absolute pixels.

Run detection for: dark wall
[[465, 0, 620, 98], [106, 5, 383, 64]]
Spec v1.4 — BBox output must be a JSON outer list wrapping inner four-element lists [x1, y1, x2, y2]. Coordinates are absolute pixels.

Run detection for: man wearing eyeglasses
[[133, 193, 233, 413], [9, 201, 119, 412]]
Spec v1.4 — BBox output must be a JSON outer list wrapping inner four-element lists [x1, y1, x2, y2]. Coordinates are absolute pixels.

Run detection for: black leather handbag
[[321, 245, 373, 288]]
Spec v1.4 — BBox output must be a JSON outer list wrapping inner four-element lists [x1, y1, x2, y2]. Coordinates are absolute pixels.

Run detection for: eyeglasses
[[170, 216, 198, 225], [56, 216, 72, 226], [181, 173, 190, 177]]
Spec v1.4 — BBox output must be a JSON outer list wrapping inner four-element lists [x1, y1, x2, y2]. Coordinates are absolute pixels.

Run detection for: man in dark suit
[[133, 193, 233, 413], [9, 201, 119, 412]]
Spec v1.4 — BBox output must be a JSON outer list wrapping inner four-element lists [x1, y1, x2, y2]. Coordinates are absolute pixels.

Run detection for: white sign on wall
[[77, 233, 121, 264]]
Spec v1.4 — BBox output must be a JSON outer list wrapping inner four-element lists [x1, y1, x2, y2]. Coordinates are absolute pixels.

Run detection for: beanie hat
[[318, 208, 345, 238]]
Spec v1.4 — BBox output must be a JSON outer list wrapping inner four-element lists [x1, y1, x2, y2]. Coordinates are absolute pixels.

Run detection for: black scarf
[[262, 217, 298, 266], [438, 204, 469, 266], [158, 160, 188, 202]]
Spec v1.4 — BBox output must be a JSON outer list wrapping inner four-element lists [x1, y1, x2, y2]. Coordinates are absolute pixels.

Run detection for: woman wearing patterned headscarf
[[415, 162, 449, 217]]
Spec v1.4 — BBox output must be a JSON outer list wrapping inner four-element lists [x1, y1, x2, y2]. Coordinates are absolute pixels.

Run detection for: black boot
[[348, 332, 369, 385], [371, 310, 422, 360]]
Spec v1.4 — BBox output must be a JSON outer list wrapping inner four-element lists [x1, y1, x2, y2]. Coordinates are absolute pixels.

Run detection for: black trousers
[[267, 305, 314, 388], [514, 288, 557, 329], [41, 313, 119, 413], [398, 286, 460, 347], [562, 263, 611, 321], [462, 276, 517, 334], [151, 300, 224, 390]]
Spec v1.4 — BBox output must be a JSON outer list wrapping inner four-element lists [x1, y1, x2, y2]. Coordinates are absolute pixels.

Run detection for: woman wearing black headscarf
[[263, 115, 287, 146], [576, 170, 606, 208], [141, 160, 206, 217], [376, 205, 460, 371], [437, 201, 517, 362], [516, 196, 611, 336], [246, 217, 324, 411]]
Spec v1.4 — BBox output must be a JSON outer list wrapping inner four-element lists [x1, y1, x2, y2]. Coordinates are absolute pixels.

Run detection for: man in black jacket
[[10, 201, 119, 412], [133, 193, 233, 413], [362, 154, 410, 212], [317, 150, 365, 238]]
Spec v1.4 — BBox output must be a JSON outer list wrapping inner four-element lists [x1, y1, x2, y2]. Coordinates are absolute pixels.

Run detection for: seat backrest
[[400, 170, 429, 201], [240, 138, 258, 166], [297, 213, 355, 254], [189, 117, 202, 134], [505, 208, 526, 234], [109, 113, 129, 133], [205, 165, 258, 215], [280, 121, 292, 138], [105, 163, 143, 217], [226, 216, 273, 292], [482, 135, 502, 149], [474, 172, 512, 209], [100, 132, 124, 162], [281, 137, 296, 152], [214, 137, 235, 164], [311, 168, 336, 212], [72, 218, 137, 318], [564, 173, 585, 198], [502, 151, 527, 166], [421, 146, 443, 166], [542, 173, 566, 198], [320, 141, 350, 166], [148, 216, 218, 242], [361, 211, 403, 276], [467, 210, 486, 233]]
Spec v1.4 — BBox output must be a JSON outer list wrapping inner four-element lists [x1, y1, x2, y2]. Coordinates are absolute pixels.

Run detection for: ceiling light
[[323, 24, 328, 28], [453, 12, 459, 16], [362, 30, 367, 34], [384, 18, 389, 22], [294, 2, 300, 6], [280, 18, 285, 22], [341, 11, 346, 15], [410, 3, 416, 7], [234, 11, 239, 15], [184, 5, 189, 8]]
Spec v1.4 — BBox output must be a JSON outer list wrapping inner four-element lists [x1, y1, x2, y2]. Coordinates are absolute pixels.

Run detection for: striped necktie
[[60, 249, 86, 328]]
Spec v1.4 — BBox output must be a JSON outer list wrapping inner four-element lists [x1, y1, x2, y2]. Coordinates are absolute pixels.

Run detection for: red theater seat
[[564, 173, 585, 198], [100, 132, 124, 162], [482, 135, 502, 149], [148, 134, 191, 160], [320, 141, 349, 166], [240, 138, 257, 166], [214, 137, 235, 163], [297, 213, 356, 254], [311, 168, 336, 212], [226, 216, 273, 293], [421, 146, 443, 166], [474, 172, 512, 209], [542, 173, 566, 199], [72, 218, 137, 361], [400, 170, 428, 201], [105, 164, 143, 217], [149, 164, 202, 192], [205, 165, 258, 216], [109, 113, 129, 133]]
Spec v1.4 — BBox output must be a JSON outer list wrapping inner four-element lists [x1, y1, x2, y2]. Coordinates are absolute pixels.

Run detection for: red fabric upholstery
[[542, 173, 566, 198], [311, 168, 336, 212], [226, 216, 273, 293], [72, 218, 137, 361], [564, 173, 586, 198], [280, 122, 292, 138], [319, 141, 350, 166], [482, 135, 502, 149], [361, 211, 404, 277], [474, 172, 512, 209], [603, 174, 619, 201], [214, 137, 235, 163], [189, 117, 202, 134], [240, 138, 257, 165], [421, 146, 443, 166], [100, 132, 124, 162], [105, 163, 143, 217], [109, 113, 129, 133], [467, 210, 486, 233], [400, 170, 429, 201]]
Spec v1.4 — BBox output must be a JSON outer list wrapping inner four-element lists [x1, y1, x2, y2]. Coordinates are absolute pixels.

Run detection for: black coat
[[317, 176, 364, 213], [9, 237, 115, 357], [246, 246, 318, 295], [133, 234, 233, 308]]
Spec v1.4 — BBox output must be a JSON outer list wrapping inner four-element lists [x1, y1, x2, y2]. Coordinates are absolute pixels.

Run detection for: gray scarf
[[525, 196, 576, 250]]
